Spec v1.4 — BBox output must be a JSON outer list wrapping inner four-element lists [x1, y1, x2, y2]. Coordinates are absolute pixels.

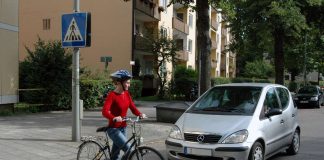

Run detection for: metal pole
[[72, 0, 80, 142]]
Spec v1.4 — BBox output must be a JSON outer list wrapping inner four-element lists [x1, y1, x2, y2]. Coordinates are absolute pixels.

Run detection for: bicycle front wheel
[[128, 146, 164, 160], [77, 141, 108, 160]]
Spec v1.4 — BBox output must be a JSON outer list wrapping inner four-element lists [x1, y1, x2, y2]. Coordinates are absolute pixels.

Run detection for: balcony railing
[[211, 20, 219, 30], [135, 35, 149, 51], [211, 59, 217, 68], [176, 50, 189, 61], [211, 39, 217, 49], [172, 17, 189, 34], [135, 0, 160, 20]]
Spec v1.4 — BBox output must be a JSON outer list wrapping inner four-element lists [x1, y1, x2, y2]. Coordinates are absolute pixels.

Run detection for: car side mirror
[[266, 108, 282, 117]]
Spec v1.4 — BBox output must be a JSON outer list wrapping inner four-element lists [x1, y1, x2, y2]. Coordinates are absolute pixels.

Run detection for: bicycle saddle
[[96, 126, 109, 132]]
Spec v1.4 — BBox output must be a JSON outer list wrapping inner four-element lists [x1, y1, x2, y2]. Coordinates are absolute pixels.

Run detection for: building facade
[[0, 0, 19, 109], [19, 0, 235, 88]]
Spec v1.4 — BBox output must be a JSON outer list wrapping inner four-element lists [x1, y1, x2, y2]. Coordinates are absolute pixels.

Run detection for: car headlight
[[168, 125, 183, 140], [222, 130, 248, 144], [310, 97, 318, 101]]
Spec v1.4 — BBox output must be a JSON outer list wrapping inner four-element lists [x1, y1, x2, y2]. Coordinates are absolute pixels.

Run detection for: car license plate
[[300, 101, 308, 103], [184, 147, 212, 156]]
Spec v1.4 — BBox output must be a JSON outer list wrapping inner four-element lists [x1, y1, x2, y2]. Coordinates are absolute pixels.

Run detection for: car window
[[298, 86, 318, 94], [276, 87, 289, 110], [188, 86, 262, 115], [264, 88, 281, 111]]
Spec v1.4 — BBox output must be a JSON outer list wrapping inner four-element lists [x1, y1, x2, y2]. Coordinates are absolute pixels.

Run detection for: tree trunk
[[196, 0, 211, 95], [274, 28, 284, 85]]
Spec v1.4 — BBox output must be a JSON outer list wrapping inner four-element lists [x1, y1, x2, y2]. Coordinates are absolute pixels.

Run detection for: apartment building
[[19, 0, 235, 94], [210, 8, 236, 78], [0, 0, 19, 110]]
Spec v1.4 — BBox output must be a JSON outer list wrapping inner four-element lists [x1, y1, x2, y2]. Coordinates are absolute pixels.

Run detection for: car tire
[[249, 142, 264, 160], [286, 129, 300, 155]]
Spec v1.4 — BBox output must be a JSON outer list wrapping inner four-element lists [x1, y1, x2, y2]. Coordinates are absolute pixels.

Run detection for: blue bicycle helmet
[[110, 70, 132, 82]]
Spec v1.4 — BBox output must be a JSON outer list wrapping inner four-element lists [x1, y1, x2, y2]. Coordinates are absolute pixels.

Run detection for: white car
[[166, 83, 300, 160]]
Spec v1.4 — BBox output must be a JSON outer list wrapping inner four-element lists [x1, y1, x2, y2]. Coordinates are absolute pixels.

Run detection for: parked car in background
[[294, 85, 323, 108], [166, 83, 300, 160]]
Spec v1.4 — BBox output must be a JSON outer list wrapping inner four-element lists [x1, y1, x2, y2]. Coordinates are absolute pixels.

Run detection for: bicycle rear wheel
[[128, 146, 164, 160], [77, 141, 108, 160]]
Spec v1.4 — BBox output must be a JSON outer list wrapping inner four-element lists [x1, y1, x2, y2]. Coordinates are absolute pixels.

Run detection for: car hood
[[180, 113, 253, 135]]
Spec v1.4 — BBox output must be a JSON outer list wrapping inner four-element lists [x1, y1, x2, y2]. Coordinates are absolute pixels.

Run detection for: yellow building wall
[[19, 0, 133, 73], [0, 0, 19, 104]]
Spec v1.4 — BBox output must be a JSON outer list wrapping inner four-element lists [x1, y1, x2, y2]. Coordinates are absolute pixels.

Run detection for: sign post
[[62, 0, 90, 142]]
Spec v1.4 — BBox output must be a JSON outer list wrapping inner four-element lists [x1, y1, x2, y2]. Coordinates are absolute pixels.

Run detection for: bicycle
[[77, 116, 164, 160]]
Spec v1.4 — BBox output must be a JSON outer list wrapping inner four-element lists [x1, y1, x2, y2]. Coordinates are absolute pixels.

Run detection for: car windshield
[[188, 86, 262, 115], [298, 86, 318, 94]]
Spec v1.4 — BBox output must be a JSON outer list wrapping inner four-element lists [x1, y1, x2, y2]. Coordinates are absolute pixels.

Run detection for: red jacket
[[102, 91, 141, 128]]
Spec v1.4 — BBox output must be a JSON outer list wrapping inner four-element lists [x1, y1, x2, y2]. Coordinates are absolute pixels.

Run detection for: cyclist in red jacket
[[102, 70, 146, 160]]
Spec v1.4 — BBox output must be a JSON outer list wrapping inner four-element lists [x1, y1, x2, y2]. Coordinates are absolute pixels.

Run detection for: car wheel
[[286, 129, 300, 155], [249, 142, 264, 160]]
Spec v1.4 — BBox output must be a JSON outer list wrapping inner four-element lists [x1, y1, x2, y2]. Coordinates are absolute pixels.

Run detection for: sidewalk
[[0, 101, 172, 160]]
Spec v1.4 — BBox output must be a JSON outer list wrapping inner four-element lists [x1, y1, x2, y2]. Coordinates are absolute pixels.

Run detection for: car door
[[259, 87, 285, 155], [276, 87, 296, 146]]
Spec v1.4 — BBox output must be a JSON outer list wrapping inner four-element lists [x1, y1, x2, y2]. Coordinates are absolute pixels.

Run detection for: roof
[[214, 83, 284, 88]]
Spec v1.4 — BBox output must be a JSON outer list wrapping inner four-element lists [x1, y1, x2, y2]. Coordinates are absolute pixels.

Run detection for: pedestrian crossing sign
[[62, 12, 91, 47]]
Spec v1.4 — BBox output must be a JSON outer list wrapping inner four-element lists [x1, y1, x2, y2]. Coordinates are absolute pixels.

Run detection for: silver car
[[166, 83, 300, 160]]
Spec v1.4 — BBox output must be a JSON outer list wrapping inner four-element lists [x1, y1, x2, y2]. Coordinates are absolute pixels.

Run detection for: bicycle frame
[[101, 117, 142, 160]]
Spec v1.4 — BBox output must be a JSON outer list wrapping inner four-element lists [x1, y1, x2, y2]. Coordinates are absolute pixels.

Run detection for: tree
[[20, 38, 72, 109], [145, 34, 179, 98], [216, 0, 308, 85], [244, 60, 274, 79]]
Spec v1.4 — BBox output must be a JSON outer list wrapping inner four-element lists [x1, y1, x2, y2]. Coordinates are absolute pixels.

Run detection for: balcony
[[211, 20, 219, 30], [176, 50, 189, 61], [211, 59, 217, 68], [135, 0, 160, 21], [172, 17, 189, 34], [135, 35, 149, 51], [211, 39, 217, 49]]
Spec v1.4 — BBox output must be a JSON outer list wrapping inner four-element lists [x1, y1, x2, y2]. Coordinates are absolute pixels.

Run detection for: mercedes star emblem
[[197, 134, 205, 143]]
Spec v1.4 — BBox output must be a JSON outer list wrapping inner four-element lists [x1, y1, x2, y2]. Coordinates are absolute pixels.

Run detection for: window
[[189, 14, 193, 28], [160, 27, 167, 38], [160, 0, 168, 13], [43, 18, 51, 30], [188, 39, 192, 52], [177, 13, 184, 21], [264, 88, 280, 111], [276, 87, 289, 110], [176, 39, 184, 50], [135, 24, 140, 35]]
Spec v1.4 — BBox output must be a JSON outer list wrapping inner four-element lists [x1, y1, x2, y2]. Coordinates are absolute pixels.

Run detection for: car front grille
[[184, 133, 222, 144]]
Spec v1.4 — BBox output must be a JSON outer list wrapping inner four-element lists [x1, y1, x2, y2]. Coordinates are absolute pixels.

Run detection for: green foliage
[[173, 65, 198, 100], [129, 80, 143, 99], [211, 77, 231, 86], [80, 79, 142, 109], [80, 79, 113, 109], [19, 38, 72, 110], [244, 60, 274, 79], [231, 77, 254, 83], [145, 32, 179, 98]]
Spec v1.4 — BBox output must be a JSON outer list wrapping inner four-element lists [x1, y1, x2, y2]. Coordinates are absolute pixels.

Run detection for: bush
[[19, 38, 72, 110], [173, 66, 198, 100], [231, 77, 254, 83], [211, 77, 231, 86], [80, 79, 143, 109], [288, 81, 299, 93], [244, 60, 274, 79]]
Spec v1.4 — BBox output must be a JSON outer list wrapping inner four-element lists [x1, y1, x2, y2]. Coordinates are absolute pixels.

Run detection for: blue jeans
[[107, 127, 130, 160]]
